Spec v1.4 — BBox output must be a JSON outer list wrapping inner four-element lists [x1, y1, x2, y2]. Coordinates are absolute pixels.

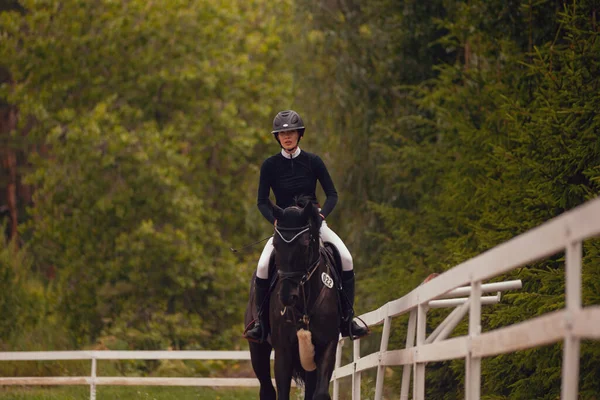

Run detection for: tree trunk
[[0, 104, 19, 245], [0, 63, 20, 245]]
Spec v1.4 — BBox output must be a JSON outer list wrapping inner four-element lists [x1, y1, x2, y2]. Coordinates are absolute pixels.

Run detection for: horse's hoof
[[259, 385, 276, 400]]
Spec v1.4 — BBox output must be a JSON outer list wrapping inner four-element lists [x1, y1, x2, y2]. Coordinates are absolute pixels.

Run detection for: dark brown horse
[[244, 200, 340, 400]]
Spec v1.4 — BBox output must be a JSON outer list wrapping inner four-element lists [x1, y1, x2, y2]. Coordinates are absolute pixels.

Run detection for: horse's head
[[272, 198, 322, 307]]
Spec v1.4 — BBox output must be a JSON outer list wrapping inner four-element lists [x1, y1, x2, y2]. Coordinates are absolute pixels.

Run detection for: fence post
[[466, 280, 482, 400], [400, 309, 417, 400], [352, 339, 361, 400], [413, 304, 427, 400], [374, 311, 391, 400], [562, 240, 582, 399], [90, 355, 97, 400]]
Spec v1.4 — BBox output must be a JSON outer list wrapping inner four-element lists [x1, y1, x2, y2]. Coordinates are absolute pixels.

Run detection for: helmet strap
[[274, 133, 282, 148]]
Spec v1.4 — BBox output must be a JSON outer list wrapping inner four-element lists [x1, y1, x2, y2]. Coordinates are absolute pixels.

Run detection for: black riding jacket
[[257, 149, 338, 224]]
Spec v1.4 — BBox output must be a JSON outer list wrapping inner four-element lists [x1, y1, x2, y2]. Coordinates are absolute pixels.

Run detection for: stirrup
[[341, 317, 370, 340], [349, 320, 369, 340]]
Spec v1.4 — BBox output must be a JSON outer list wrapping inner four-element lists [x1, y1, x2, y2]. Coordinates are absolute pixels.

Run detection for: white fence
[[1, 197, 599, 399], [331, 196, 600, 399], [0, 350, 269, 399]]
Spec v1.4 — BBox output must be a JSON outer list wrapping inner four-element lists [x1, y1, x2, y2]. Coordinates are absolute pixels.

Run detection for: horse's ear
[[301, 201, 312, 220], [302, 201, 320, 227], [273, 203, 284, 220]]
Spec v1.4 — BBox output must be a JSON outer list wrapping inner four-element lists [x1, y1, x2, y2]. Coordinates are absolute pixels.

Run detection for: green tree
[[0, 0, 294, 348], [365, 1, 600, 398], [0, 238, 42, 343]]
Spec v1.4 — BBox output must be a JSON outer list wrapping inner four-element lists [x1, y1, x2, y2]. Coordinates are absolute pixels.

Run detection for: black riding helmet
[[272, 110, 305, 138]]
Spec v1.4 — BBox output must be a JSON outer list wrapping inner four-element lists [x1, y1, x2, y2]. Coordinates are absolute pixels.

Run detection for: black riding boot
[[340, 271, 369, 340], [244, 277, 270, 343]]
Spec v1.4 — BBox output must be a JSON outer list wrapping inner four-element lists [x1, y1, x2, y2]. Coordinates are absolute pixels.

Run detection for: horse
[[244, 199, 341, 400]]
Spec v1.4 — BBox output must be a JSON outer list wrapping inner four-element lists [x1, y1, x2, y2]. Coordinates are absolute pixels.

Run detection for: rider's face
[[278, 130, 299, 152]]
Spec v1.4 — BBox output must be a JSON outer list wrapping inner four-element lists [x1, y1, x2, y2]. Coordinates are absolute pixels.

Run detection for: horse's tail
[[297, 329, 316, 371]]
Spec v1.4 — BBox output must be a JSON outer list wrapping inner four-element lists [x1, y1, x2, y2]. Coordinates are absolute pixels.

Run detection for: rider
[[244, 110, 369, 342]]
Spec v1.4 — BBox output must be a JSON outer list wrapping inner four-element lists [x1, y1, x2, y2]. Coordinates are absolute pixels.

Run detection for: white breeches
[[256, 220, 353, 279]]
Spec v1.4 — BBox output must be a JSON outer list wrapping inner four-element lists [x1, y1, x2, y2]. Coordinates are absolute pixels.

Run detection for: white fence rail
[[1, 197, 599, 399], [331, 196, 600, 399], [0, 350, 269, 399]]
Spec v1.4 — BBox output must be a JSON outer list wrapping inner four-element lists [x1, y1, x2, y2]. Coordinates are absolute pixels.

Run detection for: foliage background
[[1, 0, 599, 398]]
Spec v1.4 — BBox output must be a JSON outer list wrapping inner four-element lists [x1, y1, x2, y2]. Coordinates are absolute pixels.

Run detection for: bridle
[[274, 223, 323, 326], [274, 224, 320, 284]]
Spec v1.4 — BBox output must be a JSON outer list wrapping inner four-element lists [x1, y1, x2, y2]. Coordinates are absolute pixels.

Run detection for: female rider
[[244, 110, 368, 343]]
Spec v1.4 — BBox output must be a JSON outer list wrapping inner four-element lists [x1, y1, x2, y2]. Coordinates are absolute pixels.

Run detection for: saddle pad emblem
[[321, 272, 334, 289]]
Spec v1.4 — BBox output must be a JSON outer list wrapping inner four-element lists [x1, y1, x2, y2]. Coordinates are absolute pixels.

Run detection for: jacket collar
[[281, 147, 301, 159]]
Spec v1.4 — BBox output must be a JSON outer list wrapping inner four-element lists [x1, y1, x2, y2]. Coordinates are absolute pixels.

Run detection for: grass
[[0, 386, 276, 399], [0, 386, 308, 399]]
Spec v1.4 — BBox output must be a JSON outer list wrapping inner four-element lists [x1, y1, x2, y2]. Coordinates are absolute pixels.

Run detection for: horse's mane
[[292, 195, 312, 209]]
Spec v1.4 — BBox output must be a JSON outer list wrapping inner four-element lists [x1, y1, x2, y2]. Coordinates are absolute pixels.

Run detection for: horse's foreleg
[[274, 349, 294, 400], [304, 370, 317, 400], [312, 340, 338, 400], [250, 342, 276, 400]]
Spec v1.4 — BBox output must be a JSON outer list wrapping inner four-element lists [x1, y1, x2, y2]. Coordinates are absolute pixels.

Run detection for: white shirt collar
[[281, 147, 301, 159]]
